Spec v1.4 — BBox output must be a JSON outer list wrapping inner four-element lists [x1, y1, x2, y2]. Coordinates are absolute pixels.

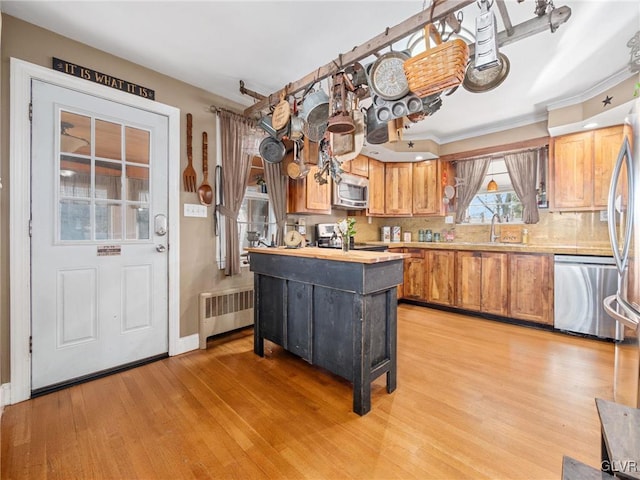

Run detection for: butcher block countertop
[[366, 241, 614, 256], [246, 246, 408, 264]]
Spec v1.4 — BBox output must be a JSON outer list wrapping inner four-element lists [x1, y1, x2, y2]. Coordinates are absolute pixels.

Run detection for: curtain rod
[[452, 145, 548, 164], [209, 105, 250, 120]]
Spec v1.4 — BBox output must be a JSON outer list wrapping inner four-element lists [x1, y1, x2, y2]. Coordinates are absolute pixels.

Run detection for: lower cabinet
[[403, 249, 425, 300], [456, 251, 508, 316], [509, 253, 554, 325], [398, 248, 553, 326], [425, 250, 455, 306]]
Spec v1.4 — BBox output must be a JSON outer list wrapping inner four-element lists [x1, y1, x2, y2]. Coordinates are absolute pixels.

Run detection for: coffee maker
[[316, 223, 341, 248]]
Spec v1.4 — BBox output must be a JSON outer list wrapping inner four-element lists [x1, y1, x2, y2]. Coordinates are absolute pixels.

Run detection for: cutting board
[[500, 225, 523, 243]]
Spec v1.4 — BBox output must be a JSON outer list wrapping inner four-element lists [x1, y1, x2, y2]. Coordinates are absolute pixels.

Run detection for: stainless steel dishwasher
[[554, 255, 622, 340]]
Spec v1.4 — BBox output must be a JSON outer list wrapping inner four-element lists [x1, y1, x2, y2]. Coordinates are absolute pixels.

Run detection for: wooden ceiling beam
[[243, 0, 476, 118]]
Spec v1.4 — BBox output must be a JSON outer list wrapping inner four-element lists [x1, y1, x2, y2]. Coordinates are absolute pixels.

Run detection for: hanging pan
[[462, 53, 510, 93], [365, 105, 389, 145], [299, 87, 330, 142], [259, 136, 286, 164]]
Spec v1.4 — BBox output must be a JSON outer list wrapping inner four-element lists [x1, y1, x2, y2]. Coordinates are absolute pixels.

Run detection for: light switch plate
[[599, 210, 608, 222], [444, 215, 454, 224], [184, 203, 207, 217]]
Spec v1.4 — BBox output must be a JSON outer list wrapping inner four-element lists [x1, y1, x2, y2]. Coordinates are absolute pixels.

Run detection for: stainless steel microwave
[[333, 173, 368, 209]]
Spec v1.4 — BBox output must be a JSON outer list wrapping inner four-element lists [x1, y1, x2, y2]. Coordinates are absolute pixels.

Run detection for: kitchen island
[[247, 247, 406, 415]]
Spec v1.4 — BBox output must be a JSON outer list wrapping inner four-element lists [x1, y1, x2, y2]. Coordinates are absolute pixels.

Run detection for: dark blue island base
[[248, 247, 405, 415]]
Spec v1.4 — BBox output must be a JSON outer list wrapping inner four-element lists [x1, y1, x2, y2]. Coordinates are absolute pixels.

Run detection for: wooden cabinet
[[550, 125, 624, 211], [456, 251, 508, 316], [384, 162, 413, 216], [508, 253, 553, 325], [593, 126, 626, 207], [403, 249, 425, 300], [456, 251, 482, 311], [287, 165, 331, 214], [342, 154, 369, 177], [425, 250, 455, 306], [481, 252, 509, 316], [367, 159, 385, 215], [412, 160, 442, 215]]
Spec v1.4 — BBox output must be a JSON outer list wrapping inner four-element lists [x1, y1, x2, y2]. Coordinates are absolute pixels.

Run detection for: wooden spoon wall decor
[[198, 132, 213, 206]]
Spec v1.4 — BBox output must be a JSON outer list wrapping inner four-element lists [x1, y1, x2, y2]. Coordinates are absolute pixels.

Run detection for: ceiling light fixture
[[583, 122, 599, 129], [60, 121, 90, 153], [487, 164, 498, 192]]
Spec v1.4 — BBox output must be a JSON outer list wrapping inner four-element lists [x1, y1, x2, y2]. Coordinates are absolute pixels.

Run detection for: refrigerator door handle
[[607, 137, 634, 274], [603, 294, 640, 331]]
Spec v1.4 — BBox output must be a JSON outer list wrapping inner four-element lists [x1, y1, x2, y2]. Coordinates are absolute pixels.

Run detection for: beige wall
[[0, 15, 252, 383]]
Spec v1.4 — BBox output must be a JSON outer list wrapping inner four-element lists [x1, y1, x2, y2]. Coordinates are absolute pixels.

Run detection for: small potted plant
[[335, 217, 356, 252]]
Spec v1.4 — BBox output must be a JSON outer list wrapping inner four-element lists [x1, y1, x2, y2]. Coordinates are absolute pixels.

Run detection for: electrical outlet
[[444, 215, 454, 224], [599, 210, 608, 222], [183, 203, 208, 217]]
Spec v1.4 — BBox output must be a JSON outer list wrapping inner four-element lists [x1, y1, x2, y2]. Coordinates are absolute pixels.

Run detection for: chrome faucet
[[490, 213, 501, 243]]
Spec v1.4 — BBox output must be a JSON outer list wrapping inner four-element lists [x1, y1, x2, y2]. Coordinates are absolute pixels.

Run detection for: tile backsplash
[[353, 210, 611, 248]]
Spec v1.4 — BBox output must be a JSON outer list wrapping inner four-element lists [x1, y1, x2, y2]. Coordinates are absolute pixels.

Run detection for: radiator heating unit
[[199, 287, 254, 349]]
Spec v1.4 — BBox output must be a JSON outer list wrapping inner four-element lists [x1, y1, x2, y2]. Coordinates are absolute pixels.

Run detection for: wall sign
[[53, 57, 155, 100]]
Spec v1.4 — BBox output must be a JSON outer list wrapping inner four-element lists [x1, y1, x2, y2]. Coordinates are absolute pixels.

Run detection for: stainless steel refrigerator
[[603, 98, 640, 408]]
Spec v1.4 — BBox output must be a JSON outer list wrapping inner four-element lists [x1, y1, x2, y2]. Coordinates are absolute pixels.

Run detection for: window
[[216, 186, 277, 270], [461, 158, 524, 224]]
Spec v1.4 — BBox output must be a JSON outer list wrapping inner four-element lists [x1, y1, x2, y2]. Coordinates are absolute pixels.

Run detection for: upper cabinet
[[367, 159, 385, 216], [550, 125, 624, 211], [342, 154, 369, 177], [367, 159, 445, 217], [384, 163, 413, 216], [412, 160, 441, 215], [287, 165, 332, 214]]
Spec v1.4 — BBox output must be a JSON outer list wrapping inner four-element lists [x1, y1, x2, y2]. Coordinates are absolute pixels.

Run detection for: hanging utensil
[[474, 0, 500, 71], [197, 132, 213, 206], [287, 140, 310, 179], [182, 113, 197, 192], [271, 92, 291, 131]]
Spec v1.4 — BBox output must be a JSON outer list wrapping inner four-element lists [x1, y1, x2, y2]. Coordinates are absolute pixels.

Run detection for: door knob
[[156, 244, 167, 252]]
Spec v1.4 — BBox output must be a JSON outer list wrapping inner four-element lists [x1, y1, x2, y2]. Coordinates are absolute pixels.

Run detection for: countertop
[[246, 246, 408, 264], [361, 241, 614, 256]]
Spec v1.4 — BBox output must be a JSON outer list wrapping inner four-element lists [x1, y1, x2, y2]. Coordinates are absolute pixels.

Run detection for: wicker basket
[[403, 24, 469, 98]]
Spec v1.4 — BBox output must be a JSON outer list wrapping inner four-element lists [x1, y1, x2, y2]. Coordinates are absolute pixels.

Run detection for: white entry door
[[30, 80, 169, 392]]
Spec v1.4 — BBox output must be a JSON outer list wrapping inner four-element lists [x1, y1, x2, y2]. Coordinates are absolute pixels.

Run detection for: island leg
[[253, 275, 264, 357], [353, 296, 371, 416], [386, 287, 398, 394]]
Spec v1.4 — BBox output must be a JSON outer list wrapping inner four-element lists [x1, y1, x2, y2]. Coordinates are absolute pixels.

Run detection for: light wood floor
[[2, 305, 615, 479]]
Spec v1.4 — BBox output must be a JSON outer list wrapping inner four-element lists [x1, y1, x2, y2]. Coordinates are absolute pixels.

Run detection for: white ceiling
[[3, 0, 639, 158]]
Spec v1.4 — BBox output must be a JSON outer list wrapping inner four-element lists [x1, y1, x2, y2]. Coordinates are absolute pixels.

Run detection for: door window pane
[[95, 120, 121, 160], [58, 112, 153, 243], [95, 160, 122, 200], [126, 205, 150, 240], [59, 200, 91, 240], [126, 126, 150, 165], [59, 156, 90, 198], [95, 202, 123, 240], [60, 111, 91, 156], [126, 166, 149, 202]]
